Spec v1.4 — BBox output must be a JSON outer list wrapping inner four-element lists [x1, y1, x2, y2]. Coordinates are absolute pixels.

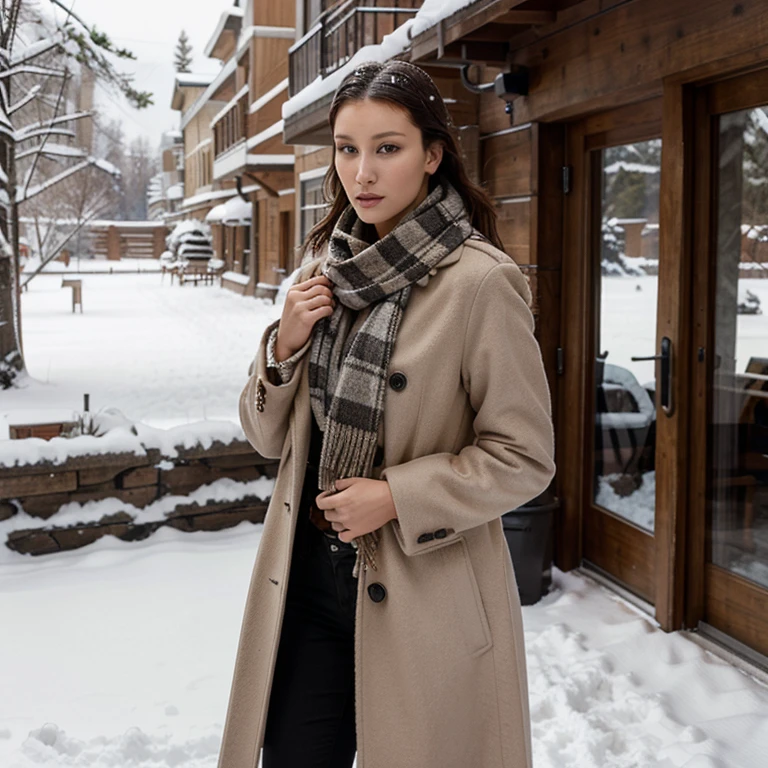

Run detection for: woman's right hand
[[275, 275, 335, 362]]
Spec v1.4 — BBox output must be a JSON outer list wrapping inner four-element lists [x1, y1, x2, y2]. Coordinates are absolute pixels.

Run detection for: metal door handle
[[631, 336, 673, 416]]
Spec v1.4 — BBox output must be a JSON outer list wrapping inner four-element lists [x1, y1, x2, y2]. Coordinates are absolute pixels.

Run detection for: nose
[[355, 152, 376, 186]]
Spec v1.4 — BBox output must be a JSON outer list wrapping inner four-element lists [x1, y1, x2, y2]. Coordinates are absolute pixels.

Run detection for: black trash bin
[[502, 489, 559, 606]]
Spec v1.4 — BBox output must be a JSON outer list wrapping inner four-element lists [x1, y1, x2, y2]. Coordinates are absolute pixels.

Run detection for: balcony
[[212, 86, 249, 160], [289, 0, 420, 98]]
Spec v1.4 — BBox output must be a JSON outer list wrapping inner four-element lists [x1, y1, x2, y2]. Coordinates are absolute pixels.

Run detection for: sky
[[56, 0, 237, 150]]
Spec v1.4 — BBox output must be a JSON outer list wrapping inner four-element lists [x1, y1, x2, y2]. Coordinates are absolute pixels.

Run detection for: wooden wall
[[253, 37, 293, 107]]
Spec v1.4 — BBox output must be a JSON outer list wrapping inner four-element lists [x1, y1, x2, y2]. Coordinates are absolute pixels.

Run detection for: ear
[[424, 141, 444, 176]]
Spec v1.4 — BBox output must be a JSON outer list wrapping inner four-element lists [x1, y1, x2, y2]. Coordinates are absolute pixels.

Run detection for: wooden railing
[[213, 90, 249, 158], [289, 0, 420, 98]]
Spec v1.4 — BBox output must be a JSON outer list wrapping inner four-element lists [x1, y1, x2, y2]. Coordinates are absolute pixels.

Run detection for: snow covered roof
[[205, 203, 228, 223], [221, 195, 252, 226], [175, 72, 217, 88], [410, 0, 479, 38], [180, 183, 259, 211], [204, 5, 245, 60], [180, 56, 237, 130]]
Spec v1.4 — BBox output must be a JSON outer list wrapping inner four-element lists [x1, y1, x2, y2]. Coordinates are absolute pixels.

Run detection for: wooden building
[[206, 0, 296, 297], [283, 0, 768, 665], [170, 0, 296, 297]]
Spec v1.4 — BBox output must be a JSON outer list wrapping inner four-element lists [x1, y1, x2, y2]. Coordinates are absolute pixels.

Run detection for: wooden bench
[[61, 279, 83, 312], [179, 261, 219, 287]]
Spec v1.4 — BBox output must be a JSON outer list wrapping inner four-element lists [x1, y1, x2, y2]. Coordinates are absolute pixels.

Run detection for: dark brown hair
[[303, 60, 503, 256]]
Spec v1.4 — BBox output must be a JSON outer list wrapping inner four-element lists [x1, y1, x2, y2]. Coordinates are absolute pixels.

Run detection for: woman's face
[[333, 98, 443, 239]]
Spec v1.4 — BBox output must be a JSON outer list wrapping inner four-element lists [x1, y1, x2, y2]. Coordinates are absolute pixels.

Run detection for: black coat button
[[417, 533, 434, 543], [373, 444, 384, 467], [434, 528, 448, 539], [389, 371, 407, 391], [367, 583, 387, 603]]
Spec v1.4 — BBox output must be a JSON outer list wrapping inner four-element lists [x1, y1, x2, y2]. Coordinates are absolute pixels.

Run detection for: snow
[[9, 30, 67, 66], [166, 183, 184, 201], [0, 270, 290, 444], [222, 271, 250, 286], [221, 196, 252, 225], [282, 21, 414, 119], [180, 183, 259, 211], [20, 256, 163, 276], [410, 0, 479, 38], [175, 73, 217, 88], [19, 157, 119, 203], [0, 533, 766, 767], [205, 204, 227, 223], [15, 142, 86, 161], [0, 476, 274, 539], [604, 161, 660, 175]]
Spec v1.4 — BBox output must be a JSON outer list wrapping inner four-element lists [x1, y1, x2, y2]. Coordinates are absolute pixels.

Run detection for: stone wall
[[0, 439, 278, 556]]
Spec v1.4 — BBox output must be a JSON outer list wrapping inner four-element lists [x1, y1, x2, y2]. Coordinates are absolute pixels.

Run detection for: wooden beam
[[495, 10, 556, 25], [653, 81, 694, 631], [244, 170, 294, 198], [462, 24, 530, 43]]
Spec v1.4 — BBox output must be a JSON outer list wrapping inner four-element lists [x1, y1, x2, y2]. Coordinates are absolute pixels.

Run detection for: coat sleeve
[[238, 256, 324, 459], [380, 262, 556, 556]]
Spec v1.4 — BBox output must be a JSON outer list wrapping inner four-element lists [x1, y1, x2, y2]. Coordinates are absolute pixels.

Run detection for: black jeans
[[262, 492, 359, 768]]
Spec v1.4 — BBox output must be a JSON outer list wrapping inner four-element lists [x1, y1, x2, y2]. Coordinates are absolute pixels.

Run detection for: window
[[300, 175, 328, 243]]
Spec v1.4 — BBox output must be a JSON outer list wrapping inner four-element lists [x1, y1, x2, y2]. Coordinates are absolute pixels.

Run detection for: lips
[[356, 194, 384, 209]]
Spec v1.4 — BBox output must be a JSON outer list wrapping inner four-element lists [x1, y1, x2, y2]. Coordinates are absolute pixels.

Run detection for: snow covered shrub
[[166, 220, 213, 260]]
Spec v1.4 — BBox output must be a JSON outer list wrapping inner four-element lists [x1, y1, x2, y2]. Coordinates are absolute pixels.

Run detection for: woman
[[218, 60, 556, 768]]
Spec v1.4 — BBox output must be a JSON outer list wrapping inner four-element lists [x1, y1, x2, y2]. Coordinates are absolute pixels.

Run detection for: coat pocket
[[438, 535, 493, 657]]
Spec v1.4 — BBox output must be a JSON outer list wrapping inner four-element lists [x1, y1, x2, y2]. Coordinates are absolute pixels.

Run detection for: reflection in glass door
[[594, 140, 661, 533], [710, 106, 768, 590]]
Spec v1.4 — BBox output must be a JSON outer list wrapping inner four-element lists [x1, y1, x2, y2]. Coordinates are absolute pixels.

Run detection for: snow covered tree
[[174, 30, 192, 74], [0, 0, 152, 389]]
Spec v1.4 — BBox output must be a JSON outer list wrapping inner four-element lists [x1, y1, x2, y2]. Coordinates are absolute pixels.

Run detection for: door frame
[[687, 67, 768, 656], [559, 96, 691, 629]]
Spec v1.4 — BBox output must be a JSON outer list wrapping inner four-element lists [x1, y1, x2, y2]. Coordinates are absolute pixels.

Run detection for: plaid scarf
[[308, 180, 473, 577]]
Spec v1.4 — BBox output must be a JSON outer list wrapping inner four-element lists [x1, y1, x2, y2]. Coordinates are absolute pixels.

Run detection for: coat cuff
[[383, 459, 461, 556], [266, 325, 310, 384]]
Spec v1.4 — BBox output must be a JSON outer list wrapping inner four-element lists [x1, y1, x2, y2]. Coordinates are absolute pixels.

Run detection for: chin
[[351, 204, 392, 226]]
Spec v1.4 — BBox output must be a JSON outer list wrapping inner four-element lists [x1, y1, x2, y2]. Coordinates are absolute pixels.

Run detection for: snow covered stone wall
[[0, 439, 277, 558]]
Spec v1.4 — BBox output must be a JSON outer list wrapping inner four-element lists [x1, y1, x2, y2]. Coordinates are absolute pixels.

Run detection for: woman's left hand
[[315, 478, 398, 544]]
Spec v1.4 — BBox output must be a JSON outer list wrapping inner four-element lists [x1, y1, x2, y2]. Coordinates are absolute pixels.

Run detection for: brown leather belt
[[308, 499, 334, 533]]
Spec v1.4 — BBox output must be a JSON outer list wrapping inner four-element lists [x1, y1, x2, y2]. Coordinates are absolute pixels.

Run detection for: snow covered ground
[[21, 257, 164, 274], [2, 271, 285, 440], [3, 269, 768, 766], [1, 522, 767, 767]]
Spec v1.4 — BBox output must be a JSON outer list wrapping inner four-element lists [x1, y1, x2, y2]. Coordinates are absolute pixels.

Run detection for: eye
[[378, 144, 400, 154], [336, 144, 357, 154]]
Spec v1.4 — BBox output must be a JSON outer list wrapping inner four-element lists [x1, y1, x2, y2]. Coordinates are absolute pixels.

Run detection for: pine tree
[[174, 30, 193, 73]]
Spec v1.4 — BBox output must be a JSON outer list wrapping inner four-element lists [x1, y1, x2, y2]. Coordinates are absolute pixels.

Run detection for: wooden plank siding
[[507, 0, 768, 124], [253, 37, 293, 117]]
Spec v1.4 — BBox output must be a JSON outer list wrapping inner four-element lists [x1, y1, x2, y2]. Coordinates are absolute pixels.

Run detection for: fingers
[[292, 275, 333, 292], [291, 283, 334, 300], [315, 489, 337, 510]]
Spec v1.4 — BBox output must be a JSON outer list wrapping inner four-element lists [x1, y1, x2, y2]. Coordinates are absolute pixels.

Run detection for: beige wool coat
[[218, 233, 556, 768]]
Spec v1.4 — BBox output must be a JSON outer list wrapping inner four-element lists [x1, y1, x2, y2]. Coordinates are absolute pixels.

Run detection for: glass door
[[563, 102, 665, 604], [691, 70, 768, 656]]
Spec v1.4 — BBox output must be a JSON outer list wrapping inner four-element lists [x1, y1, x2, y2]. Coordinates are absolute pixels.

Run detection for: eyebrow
[[334, 131, 407, 141]]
